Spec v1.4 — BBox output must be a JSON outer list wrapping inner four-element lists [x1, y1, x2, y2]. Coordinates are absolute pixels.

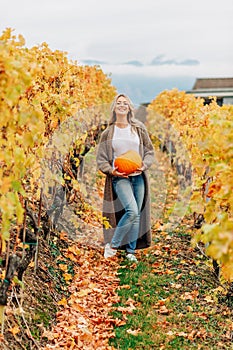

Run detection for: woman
[[96, 94, 154, 262]]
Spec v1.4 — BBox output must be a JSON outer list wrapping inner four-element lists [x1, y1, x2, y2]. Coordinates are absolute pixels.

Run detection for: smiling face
[[114, 95, 130, 117]]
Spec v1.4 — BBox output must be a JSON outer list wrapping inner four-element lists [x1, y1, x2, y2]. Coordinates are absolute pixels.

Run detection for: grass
[[109, 224, 233, 350]]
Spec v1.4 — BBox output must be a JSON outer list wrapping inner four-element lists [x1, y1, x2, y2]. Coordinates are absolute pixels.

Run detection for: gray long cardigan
[[96, 120, 155, 249]]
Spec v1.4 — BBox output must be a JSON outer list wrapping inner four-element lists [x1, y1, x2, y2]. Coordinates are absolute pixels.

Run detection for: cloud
[[1, 0, 233, 72]]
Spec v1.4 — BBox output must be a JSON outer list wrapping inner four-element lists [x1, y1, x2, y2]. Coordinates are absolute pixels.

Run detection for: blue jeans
[[111, 174, 145, 254]]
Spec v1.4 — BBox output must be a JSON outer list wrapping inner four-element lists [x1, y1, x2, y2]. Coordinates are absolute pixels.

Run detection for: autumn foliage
[[148, 89, 233, 282], [0, 27, 233, 349], [43, 235, 120, 350], [0, 28, 116, 253]]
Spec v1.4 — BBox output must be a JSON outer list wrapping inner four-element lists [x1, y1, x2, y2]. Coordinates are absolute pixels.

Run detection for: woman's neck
[[115, 116, 129, 128]]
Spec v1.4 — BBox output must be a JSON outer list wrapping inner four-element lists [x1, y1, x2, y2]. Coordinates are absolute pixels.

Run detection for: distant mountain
[[81, 59, 107, 65], [80, 56, 199, 68], [150, 55, 200, 66], [109, 74, 196, 105], [122, 60, 144, 67], [79, 57, 198, 105], [177, 59, 199, 66], [150, 55, 176, 65]]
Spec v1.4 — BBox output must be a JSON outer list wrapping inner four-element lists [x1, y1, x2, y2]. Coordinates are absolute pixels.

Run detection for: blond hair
[[108, 93, 138, 128]]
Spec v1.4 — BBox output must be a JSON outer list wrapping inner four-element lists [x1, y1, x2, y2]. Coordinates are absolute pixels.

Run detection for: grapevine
[[148, 89, 233, 282], [0, 28, 116, 317]]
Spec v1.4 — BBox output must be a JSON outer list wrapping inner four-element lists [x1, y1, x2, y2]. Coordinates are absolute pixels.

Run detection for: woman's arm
[[141, 126, 155, 170], [96, 130, 113, 175]]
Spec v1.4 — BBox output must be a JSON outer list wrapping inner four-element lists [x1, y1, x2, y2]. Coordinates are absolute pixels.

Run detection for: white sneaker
[[104, 243, 117, 258], [126, 253, 138, 263]]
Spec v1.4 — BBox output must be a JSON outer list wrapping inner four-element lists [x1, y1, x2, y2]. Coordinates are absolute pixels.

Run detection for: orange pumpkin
[[114, 150, 142, 174]]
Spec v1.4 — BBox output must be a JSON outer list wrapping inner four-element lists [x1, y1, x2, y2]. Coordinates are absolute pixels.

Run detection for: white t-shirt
[[112, 124, 140, 165]]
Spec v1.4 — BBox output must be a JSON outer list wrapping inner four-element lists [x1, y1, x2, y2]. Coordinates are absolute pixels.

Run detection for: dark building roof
[[193, 78, 233, 90]]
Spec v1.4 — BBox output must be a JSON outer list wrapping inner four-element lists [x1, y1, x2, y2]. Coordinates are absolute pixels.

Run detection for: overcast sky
[[1, 0, 233, 102]]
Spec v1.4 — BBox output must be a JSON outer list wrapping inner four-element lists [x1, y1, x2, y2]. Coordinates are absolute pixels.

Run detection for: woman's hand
[[136, 163, 146, 172], [111, 167, 128, 178]]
